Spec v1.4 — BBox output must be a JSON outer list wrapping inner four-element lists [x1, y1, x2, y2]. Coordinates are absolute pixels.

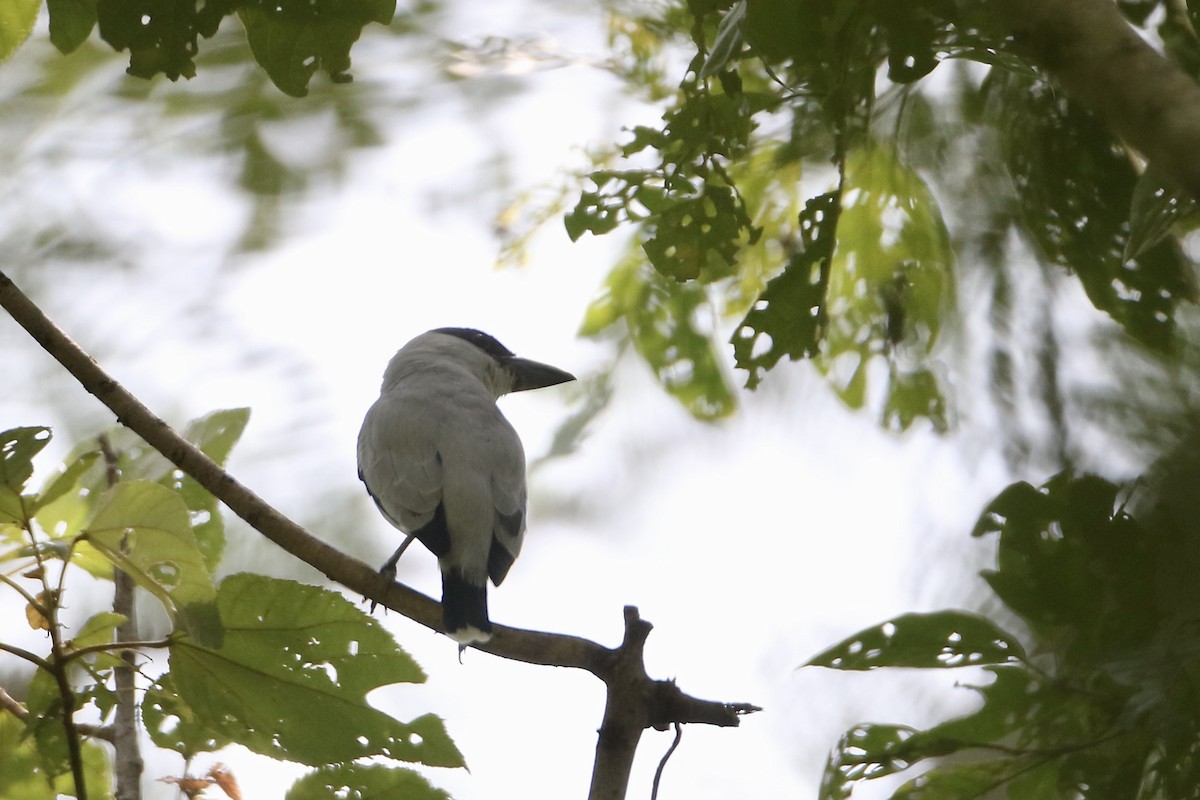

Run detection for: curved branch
[[0, 269, 760, 800], [985, 0, 1200, 199]]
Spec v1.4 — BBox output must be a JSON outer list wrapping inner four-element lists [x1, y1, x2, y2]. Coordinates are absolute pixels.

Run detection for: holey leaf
[[806, 611, 1026, 670], [84, 480, 219, 643], [169, 574, 463, 768]]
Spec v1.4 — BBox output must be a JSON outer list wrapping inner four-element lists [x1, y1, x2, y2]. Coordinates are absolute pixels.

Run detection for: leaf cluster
[[571, 0, 1200, 430], [806, 467, 1200, 799], [4, 0, 394, 96], [0, 418, 457, 800]]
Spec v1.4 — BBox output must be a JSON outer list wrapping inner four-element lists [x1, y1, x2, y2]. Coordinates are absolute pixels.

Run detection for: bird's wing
[[357, 396, 445, 548], [486, 434, 527, 586]]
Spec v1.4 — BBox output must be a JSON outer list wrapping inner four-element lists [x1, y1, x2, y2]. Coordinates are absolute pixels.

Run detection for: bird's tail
[[441, 570, 492, 644]]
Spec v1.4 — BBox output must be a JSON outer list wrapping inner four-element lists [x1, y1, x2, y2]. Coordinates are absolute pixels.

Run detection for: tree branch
[[0, 269, 760, 799], [984, 0, 1200, 199]]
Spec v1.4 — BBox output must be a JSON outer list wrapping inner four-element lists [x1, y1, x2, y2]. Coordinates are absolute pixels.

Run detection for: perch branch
[[0, 270, 760, 800]]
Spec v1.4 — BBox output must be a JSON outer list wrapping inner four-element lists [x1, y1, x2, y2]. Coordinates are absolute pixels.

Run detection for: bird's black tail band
[[441, 570, 492, 644]]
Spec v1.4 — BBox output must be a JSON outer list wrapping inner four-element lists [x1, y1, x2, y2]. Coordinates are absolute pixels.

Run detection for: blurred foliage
[[568, 0, 1200, 429], [0, 421, 458, 799], [809, 460, 1200, 799]]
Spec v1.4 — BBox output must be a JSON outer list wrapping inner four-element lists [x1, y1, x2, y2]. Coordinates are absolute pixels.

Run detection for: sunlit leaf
[[806, 610, 1026, 670], [816, 146, 953, 431], [84, 480, 219, 644], [169, 574, 462, 768], [0, 0, 40, 63], [583, 254, 736, 419], [286, 764, 450, 800]]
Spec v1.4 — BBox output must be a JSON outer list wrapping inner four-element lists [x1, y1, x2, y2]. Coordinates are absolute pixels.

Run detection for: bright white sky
[[0, 3, 1062, 798]]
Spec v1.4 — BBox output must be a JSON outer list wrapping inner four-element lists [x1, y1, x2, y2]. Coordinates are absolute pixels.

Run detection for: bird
[[357, 327, 575, 644]]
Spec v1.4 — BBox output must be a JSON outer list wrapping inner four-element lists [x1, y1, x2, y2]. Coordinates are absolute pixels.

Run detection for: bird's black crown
[[433, 327, 515, 361]]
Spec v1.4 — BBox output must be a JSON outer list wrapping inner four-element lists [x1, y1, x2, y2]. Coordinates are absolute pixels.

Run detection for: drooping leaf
[[732, 191, 841, 387], [806, 610, 1026, 670], [239, 0, 396, 97], [286, 764, 450, 800], [168, 574, 463, 768], [0, 427, 52, 528], [47, 0, 99, 54]]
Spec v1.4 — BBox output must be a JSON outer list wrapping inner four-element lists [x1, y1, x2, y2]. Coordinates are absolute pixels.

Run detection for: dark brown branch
[[0, 269, 760, 800]]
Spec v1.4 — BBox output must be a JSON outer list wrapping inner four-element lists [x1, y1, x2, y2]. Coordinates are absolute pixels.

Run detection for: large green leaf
[[84, 480, 219, 643], [806, 610, 1026, 671], [168, 574, 463, 768], [816, 145, 953, 431]]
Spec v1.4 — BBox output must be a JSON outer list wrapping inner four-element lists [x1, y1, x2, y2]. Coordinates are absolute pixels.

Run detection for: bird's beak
[[507, 357, 576, 392]]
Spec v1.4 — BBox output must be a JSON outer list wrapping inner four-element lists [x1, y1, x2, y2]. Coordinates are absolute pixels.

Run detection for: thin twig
[[651, 723, 683, 800]]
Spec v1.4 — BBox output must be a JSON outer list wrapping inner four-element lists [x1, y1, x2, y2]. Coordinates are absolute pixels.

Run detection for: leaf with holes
[[819, 723, 925, 800], [168, 574, 462, 768], [732, 191, 841, 388], [806, 610, 1026, 670], [84, 480, 220, 644], [239, 0, 395, 97], [0, 427, 52, 529]]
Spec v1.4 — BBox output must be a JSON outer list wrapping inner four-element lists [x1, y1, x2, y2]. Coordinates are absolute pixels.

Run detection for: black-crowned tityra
[[357, 327, 575, 644]]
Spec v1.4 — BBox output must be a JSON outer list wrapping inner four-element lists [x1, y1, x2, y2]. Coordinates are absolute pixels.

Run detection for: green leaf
[[700, 0, 746, 79], [818, 723, 921, 800], [286, 764, 450, 800], [815, 145, 953, 431], [168, 574, 463, 768], [0, 0, 40, 64], [0, 711, 55, 800], [583, 254, 736, 419], [84, 480, 219, 643], [732, 191, 841, 388], [892, 755, 1046, 799], [239, 0, 396, 97], [806, 610, 1026, 670], [143, 674, 230, 758], [0, 427, 52, 535], [47, 0, 98, 53]]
